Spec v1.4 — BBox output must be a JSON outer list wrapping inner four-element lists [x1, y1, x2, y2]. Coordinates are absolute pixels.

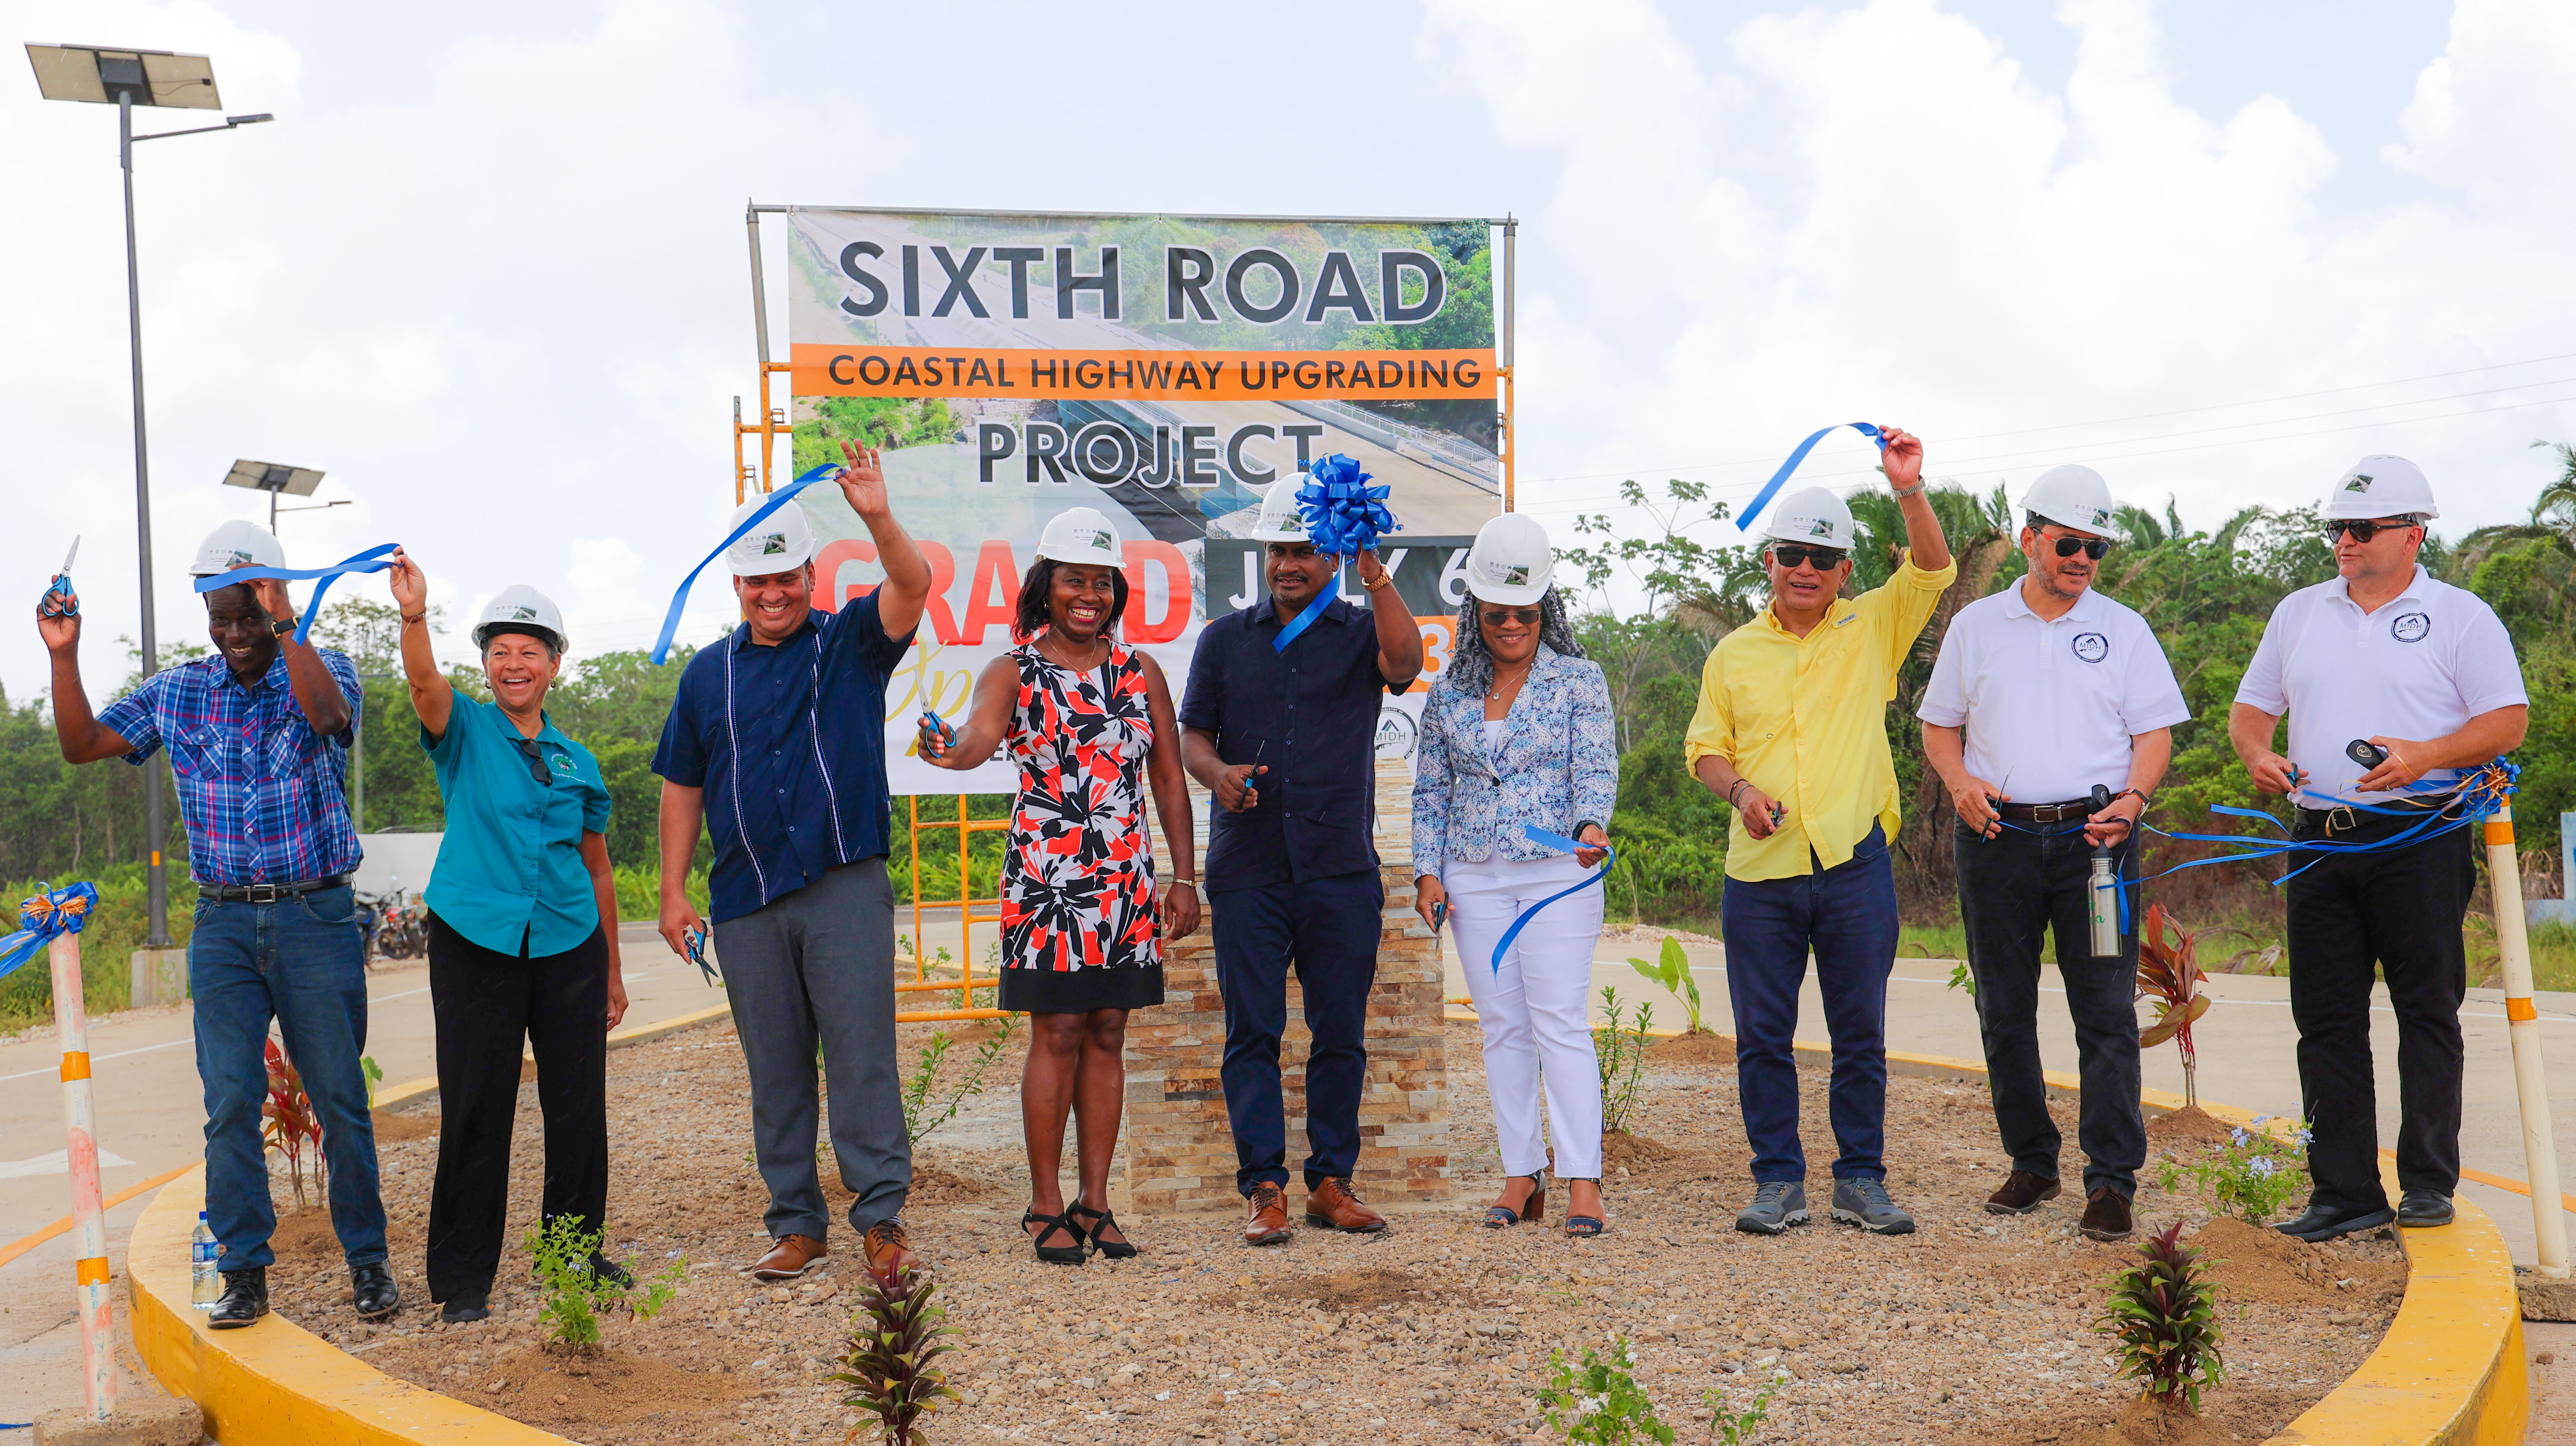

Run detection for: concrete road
[[1442, 931, 2576, 1267]]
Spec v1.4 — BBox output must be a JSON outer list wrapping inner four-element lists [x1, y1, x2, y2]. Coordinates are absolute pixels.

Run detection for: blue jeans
[[1211, 871, 1381, 1195], [1719, 826, 1900, 1184], [190, 885, 387, 1270]]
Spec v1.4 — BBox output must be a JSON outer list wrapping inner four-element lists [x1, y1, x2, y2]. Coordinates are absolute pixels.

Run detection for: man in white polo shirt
[[2230, 455, 2528, 1242], [1919, 465, 2188, 1244]]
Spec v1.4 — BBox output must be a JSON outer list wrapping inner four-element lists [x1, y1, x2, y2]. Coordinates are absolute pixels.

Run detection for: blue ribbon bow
[[1734, 423, 1886, 533], [191, 545, 402, 647], [1483, 826, 1615, 974], [1296, 454, 1398, 560], [0, 883, 100, 982], [650, 462, 841, 666]]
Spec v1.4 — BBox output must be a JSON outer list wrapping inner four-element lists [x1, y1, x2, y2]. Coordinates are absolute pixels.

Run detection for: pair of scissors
[[41, 537, 79, 617], [684, 926, 718, 986], [917, 707, 957, 758]]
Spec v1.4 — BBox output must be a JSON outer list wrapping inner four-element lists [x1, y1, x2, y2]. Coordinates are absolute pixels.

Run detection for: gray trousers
[[712, 858, 910, 1241]]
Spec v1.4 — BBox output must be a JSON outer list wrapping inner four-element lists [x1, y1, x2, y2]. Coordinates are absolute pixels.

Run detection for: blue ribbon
[[1484, 825, 1615, 974], [650, 463, 840, 666], [0, 883, 100, 983], [1295, 454, 1398, 560], [1271, 586, 1337, 653], [191, 545, 401, 646], [1734, 423, 1886, 533]]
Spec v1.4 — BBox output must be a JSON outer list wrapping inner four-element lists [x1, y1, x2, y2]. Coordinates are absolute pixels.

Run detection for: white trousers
[[1450, 873, 1606, 1181]]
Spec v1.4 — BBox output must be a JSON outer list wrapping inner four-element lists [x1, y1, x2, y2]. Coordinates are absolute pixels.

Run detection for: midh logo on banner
[[782, 209, 1503, 794]]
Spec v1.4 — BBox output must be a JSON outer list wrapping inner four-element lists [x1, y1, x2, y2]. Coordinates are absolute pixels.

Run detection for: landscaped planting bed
[[256, 1016, 2404, 1445]]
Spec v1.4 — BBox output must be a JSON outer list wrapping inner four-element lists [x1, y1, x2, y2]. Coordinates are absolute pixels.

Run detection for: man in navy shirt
[[1179, 480, 1425, 1245], [653, 444, 931, 1281]]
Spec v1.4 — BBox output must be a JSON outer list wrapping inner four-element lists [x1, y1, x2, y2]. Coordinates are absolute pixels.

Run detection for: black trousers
[[424, 910, 610, 1302], [2287, 809, 2474, 1212], [1955, 821, 2146, 1198]]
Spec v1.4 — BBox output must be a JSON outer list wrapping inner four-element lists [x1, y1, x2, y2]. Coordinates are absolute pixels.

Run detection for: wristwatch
[[269, 616, 299, 638]]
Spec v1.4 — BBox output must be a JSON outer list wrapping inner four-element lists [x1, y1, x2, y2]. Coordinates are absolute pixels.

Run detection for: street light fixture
[[27, 43, 271, 948], [222, 458, 342, 533]]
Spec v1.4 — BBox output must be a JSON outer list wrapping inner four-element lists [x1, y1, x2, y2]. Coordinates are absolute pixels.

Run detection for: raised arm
[[37, 583, 137, 764], [252, 575, 353, 739], [386, 549, 454, 740], [917, 655, 1018, 771], [1360, 549, 1425, 688], [1137, 653, 1201, 940], [836, 441, 931, 642], [1878, 425, 1951, 573]]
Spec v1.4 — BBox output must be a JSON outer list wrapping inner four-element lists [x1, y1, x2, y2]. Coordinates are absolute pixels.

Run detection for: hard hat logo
[[510, 606, 536, 620], [1501, 565, 1531, 586], [226, 550, 251, 567], [2344, 474, 2373, 492], [761, 534, 787, 554], [1804, 517, 1835, 538]]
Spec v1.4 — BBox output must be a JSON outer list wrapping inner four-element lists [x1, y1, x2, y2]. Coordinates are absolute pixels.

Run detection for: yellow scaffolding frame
[[897, 795, 1010, 1021]]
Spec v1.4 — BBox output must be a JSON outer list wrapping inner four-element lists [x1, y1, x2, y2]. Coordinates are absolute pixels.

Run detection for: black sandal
[[1022, 1208, 1088, 1265], [1485, 1171, 1547, 1228], [1562, 1177, 1606, 1237], [1065, 1203, 1136, 1260]]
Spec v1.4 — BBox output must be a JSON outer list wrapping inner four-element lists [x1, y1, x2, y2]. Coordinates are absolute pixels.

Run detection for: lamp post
[[223, 458, 335, 534], [27, 44, 270, 947]]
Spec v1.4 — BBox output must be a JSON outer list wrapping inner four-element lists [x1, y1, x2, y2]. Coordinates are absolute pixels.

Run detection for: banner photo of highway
[[782, 208, 1503, 795]]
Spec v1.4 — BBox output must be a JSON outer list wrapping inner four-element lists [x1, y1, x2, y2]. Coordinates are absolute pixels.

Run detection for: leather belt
[[198, 874, 349, 904], [1992, 798, 2095, 823]]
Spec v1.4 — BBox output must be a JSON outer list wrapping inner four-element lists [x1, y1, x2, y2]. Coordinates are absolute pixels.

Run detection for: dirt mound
[[373, 1106, 439, 1142], [1273, 1266, 1431, 1312], [2145, 1106, 2235, 1156], [2191, 1215, 2407, 1307], [1651, 1030, 1736, 1066], [268, 1205, 346, 1268], [435, 1344, 752, 1432], [1601, 1130, 1681, 1172], [1964, 1388, 2322, 1445]]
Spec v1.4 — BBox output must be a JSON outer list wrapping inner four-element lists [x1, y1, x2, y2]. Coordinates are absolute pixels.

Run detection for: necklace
[[1487, 659, 1533, 701]]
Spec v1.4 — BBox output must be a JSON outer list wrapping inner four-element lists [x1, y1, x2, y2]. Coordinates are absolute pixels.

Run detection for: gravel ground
[[254, 1017, 2406, 1446]]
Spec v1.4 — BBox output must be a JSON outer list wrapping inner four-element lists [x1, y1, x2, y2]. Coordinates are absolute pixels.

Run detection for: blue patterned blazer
[[1409, 645, 1619, 880]]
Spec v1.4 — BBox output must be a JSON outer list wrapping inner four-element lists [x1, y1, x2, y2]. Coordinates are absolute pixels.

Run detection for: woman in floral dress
[[918, 507, 1200, 1263]]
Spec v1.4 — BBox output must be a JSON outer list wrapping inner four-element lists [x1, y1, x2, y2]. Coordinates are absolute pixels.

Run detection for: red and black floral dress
[[997, 642, 1166, 1013]]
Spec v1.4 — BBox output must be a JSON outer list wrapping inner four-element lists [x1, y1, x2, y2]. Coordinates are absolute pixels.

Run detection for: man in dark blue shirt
[[652, 443, 930, 1282], [1179, 480, 1425, 1245]]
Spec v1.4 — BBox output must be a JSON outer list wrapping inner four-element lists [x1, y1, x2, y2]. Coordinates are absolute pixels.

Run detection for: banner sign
[[781, 209, 1502, 795]]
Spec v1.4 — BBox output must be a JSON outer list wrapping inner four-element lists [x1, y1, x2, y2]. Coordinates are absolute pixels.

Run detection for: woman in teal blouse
[[388, 552, 625, 1324]]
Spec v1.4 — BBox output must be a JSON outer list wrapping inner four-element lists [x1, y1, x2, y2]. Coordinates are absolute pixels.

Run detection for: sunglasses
[[2326, 518, 2419, 543], [513, 736, 555, 787], [1769, 544, 1847, 571], [1478, 606, 1542, 627], [2041, 533, 2110, 560]]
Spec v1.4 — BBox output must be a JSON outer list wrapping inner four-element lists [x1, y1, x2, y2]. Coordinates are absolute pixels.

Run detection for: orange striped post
[[2485, 800, 2568, 1278], [48, 921, 116, 1419]]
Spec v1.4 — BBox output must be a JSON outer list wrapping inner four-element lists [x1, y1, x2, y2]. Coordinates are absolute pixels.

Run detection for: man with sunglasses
[[1683, 431, 1955, 1238], [1918, 465, 2188, 1244], [2230, 455, 2527, 1242]]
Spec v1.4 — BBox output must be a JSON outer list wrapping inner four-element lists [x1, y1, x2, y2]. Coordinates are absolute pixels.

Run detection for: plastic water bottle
[[190, 1212, 219, 1308], [2087, 847, 2121, 958]]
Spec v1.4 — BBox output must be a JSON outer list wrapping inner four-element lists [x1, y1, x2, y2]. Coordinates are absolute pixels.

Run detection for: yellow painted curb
[[1444, 1015, 2530, 1444], [127, 1002, 739, 1446]]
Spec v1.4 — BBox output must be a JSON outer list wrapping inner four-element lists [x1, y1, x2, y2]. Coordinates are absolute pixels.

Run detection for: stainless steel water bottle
[[2088, 846, 2121, 958]]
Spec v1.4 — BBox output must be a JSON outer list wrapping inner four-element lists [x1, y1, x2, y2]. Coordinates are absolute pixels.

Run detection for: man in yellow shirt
[[1684, 429, 1955, 1236]]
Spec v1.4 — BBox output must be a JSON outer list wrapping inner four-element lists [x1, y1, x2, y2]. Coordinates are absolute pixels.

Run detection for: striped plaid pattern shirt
[[97, 651, 364, 886]]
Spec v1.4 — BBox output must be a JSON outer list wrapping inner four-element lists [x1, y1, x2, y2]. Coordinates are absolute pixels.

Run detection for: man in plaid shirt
[[40, 520, 396, 1327]]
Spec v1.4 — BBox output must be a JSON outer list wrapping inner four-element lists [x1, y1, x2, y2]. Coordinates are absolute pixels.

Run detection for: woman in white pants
[[1411, 514, 1618, 1236]]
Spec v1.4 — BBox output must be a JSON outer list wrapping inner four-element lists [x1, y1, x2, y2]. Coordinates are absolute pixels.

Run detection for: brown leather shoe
[[749, 1233, 827, 1281], [1244, 1183, 1293, 1246], [2080, 1188, 2134, 1242], [1303, 1176, 1388, 1233], [861, 1217, 921, 1281], [1985, 1170, 2062, 1216]]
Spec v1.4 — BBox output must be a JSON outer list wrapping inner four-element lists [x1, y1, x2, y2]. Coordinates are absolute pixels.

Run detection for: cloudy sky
[[4, 0, 2571, 698]]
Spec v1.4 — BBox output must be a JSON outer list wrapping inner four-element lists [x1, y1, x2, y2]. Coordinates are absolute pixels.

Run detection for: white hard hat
[[2325, 455, 2439, 521], [1463, 513, 1555, 606], [188, 519, 286, 577], [2019, 464, 2131, 542], [1760, 486, 1856, 551], [1245, 478, 1309, 543], [472, 584, 568, 654], [1035, 507, 1124, 569], [724, 496, 818, 575]]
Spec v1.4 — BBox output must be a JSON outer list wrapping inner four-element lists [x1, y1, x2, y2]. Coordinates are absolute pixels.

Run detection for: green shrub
[[2156, 1117, 2309, 1224], [526, 1215, 687, 1352], [1538, 1334, 1673, 1445], [1593, 988, 1655, 1136], [2095, 1220, 2225, 1412]]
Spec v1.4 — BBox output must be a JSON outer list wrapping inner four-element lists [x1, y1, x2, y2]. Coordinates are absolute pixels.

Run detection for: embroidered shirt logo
[[2391, 611, 2431, 643], [2072, 632, 2110, 663]]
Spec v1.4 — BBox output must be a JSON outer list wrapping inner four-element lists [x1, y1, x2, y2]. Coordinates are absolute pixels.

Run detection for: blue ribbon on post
[[1485, 825, 1615, 974], [1274, 454, 1398, 654], [1734, 423, 1886, 533], [191, 545, 402, 647], [649, 462, 841, 666], [0, 883, 100, 982]]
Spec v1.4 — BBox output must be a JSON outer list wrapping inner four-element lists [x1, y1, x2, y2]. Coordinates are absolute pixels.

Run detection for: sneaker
[[1830, 1177, 1916, 1235], [1734, 1181, 1809, 1236]]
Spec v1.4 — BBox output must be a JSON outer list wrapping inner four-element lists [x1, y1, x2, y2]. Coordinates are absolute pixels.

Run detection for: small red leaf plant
[[2094, 1220, 2226, 1415], [831, 1263, 961, 1445], [261, 1038, 327, 1209], [2135, 905, 2211, 1109]]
